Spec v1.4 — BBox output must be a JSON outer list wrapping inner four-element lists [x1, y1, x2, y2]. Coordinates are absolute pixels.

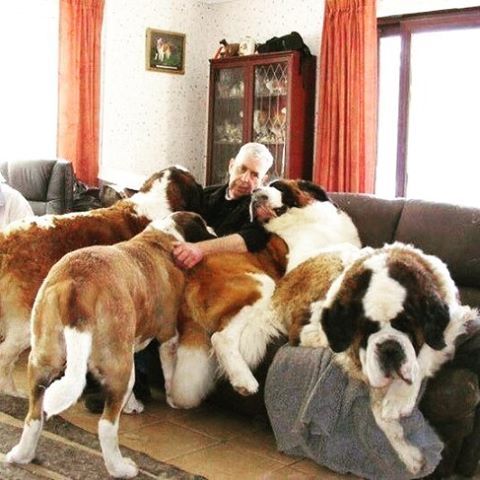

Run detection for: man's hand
[[173, 242, 204, 269]]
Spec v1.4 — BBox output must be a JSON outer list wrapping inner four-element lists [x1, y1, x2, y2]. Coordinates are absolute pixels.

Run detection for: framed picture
[[146, 28, 185, 74]]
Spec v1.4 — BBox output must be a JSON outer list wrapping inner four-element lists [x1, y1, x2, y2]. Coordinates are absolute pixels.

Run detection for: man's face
[[228, 155, 268, 199]]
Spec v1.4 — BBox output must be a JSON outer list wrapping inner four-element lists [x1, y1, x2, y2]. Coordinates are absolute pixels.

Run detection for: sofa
[[0, 159, 74, 215], [207, 193, 480, 478]]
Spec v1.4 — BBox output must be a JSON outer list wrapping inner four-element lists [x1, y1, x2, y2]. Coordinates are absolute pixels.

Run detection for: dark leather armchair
[[0, 159, 74, 215]]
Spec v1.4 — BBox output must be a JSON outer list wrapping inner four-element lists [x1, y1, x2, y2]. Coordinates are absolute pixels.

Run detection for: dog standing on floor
[[6, 212, 215, 479], [0, 166, 203, 397]]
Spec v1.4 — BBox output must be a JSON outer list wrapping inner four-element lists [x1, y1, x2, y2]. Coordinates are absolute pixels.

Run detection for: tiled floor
[[12, 351, 356, 480]]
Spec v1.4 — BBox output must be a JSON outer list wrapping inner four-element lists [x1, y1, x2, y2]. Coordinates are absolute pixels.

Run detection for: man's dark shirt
[[203, 184, 269, 252]]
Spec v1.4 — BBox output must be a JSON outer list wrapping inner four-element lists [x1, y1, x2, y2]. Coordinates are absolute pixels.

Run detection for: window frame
[[377, 8, 480, 197]]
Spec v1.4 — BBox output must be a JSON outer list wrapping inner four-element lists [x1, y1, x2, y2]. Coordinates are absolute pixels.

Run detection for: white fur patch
[[169, 345, 216, 409], [149, 214, 184, 241], [265, 202, 361, 272], [6, 418, 43, 464], [130, 171, 172, 221], [363, 254, 407, 324], [43, 327, 92, 418], [99, 418, 138, 478]]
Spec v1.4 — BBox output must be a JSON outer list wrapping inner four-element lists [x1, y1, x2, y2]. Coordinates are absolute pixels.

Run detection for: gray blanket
[[265, 345, 443, 480]]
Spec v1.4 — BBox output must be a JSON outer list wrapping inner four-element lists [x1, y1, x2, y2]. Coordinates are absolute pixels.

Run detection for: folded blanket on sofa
[[265, 345, 443, 480]]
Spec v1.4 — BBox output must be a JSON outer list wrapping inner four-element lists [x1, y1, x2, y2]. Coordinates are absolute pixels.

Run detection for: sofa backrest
[[0, 159, 74, 215], [330, 193, 480, 309]]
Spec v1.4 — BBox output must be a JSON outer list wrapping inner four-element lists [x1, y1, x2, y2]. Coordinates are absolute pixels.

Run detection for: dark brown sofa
[[208, 193, 480, 478]]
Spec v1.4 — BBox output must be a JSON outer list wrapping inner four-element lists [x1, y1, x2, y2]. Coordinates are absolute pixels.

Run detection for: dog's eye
[[360, 319, 380, 348], [273, 206, 287, 215]]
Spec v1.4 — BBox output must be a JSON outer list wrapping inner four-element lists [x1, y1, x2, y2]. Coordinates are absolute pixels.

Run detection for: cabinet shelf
[[207, 51, 316, 185]]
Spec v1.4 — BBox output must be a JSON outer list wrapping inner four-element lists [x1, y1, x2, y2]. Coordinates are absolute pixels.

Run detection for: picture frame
[[145, 28, 185, 74]]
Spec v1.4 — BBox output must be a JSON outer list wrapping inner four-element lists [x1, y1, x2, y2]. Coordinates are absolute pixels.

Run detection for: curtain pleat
[[57, 0, 105, 186], [313, 0, 377, 193]]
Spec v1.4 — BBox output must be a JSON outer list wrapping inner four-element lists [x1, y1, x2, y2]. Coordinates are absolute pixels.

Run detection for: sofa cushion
[[394, 199, 480, 293], [330, 193, 405, 248]]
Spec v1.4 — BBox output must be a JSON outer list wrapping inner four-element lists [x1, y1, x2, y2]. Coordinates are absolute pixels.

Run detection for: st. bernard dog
[[295, 242, 479, 474], [0, 166, 203, 396], [166, 179, 361, 409], [6, 212, 214, 479]]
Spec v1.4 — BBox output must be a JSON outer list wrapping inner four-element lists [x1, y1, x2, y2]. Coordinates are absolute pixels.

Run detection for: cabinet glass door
[[253, 62, 288, 178], [211, 67, 245, 184]]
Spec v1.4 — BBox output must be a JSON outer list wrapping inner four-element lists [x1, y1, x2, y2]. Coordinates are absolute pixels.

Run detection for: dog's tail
[[43, 326, 92, 419]]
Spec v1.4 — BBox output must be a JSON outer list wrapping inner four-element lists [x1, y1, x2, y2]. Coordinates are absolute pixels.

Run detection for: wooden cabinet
[[206, 51, 316, 185]]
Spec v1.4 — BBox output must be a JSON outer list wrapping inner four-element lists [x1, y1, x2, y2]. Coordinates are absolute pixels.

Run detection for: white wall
[[99, 0, 324, 188], [100, 0, 209, 188]]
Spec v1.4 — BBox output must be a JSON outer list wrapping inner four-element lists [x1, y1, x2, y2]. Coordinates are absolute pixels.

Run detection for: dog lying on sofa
[[6, 211, 214, 479], [167, 179, 361, 409], [0, 166, 203, 396], [268, 242, 478, 475]]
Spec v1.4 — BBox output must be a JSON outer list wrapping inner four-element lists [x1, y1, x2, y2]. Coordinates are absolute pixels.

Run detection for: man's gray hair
[[235, 142, 274, 172]]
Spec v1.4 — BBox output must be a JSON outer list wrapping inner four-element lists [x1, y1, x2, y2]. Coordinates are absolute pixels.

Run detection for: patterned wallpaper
[[99, 0, 325, 189]]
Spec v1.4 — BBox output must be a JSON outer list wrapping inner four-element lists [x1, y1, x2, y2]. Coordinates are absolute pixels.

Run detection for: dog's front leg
[[371, 390, 424, 475], [381, 374, 422, 421]]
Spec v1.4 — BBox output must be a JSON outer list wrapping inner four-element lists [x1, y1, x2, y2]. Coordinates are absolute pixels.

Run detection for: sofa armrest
[[0, 159, 74, 215]]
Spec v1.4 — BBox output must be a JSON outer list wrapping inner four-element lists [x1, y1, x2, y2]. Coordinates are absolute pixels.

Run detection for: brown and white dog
[[6, 211, 214, 479], [295, 242, 479, 474], [0, 166, 203, 396], [167, 179, 361, 409]]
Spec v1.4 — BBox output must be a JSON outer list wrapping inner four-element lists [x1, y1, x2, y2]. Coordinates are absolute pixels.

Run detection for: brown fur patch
[[272, 253, 345, 345]]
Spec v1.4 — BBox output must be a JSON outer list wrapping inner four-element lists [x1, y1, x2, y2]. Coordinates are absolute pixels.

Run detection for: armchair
[[0, 159, 74, 215]]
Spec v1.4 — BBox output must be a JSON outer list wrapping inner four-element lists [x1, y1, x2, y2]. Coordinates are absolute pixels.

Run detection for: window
[[0, 1, 59, 162], [376, 9, 480, 207]]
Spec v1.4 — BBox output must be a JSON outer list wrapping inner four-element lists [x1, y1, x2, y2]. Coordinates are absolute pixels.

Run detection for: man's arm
[[173, 233, 247, 269]]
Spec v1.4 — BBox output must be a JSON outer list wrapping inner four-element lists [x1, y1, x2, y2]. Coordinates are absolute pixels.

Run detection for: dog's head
[[138, 166, 204, 215], [250, 179, 331, 225], [320, 245, 454, 388], [151, 211, 216, 243]]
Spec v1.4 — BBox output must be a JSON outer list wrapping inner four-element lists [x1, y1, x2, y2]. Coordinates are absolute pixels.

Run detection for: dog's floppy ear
[[419, 295, 450, 350], [297, 180, 331, 203], [321, 300, 362, 352]]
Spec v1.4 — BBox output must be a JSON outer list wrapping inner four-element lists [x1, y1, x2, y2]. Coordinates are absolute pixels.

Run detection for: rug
[[0, 394, 207, 480]]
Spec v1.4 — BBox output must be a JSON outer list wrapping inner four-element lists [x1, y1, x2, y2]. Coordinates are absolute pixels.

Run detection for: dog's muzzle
[[250, 193, 276, 224], [363, 329, 419, 388]]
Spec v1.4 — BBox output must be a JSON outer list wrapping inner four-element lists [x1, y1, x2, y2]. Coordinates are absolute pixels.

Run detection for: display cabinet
[[206, 51, 316, 185]]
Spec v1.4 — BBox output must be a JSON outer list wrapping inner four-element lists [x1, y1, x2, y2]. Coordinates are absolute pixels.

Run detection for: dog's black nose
[[377, 339, 406, 379]]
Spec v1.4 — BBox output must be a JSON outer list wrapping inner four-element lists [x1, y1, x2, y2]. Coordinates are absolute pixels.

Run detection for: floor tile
[[292, 459, 358, 479], [119, 420, 220, 462], [170, 404, 263, 440], [171, 443, 285, 479]]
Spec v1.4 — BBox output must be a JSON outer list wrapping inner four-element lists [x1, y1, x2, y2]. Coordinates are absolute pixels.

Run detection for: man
[[173, 142, 274, 268], [0, 178, 34, 228]]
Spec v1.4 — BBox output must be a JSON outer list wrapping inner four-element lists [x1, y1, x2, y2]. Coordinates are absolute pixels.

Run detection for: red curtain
[[313, 0, 377, 193], [57, 0, 105, 186]]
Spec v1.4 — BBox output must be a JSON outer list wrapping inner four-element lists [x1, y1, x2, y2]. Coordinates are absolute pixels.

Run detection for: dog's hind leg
[[0, 316, 30, 396], [169, 317, 216, 409], [6, 353, 62, 464], [98, 356, 138, 478], [159, 331, 178, 402], [211, 273, 276, 396]]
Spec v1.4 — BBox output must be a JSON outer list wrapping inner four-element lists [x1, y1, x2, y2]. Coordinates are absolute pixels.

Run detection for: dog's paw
[[6, 444, 34, 464], [381, 382, 417, 420], [399, 444, 424, 475], [231, 373, 259, 396], [107, 457, 138, 478], [123, 395, 144, 415]]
